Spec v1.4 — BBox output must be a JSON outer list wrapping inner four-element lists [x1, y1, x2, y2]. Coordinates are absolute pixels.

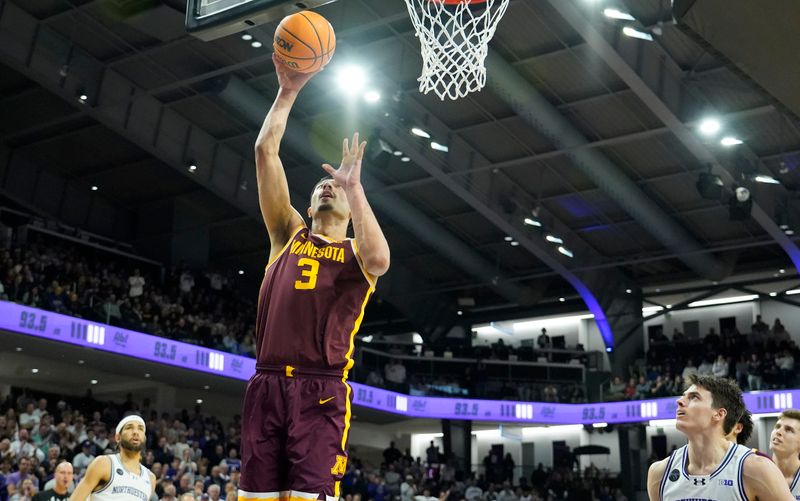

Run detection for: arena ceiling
[[1, 0, 800, 338]]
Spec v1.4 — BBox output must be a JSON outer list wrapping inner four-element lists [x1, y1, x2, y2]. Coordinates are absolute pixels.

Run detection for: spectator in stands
[[10, 431, 40, 463], [383, 442, 402, 466], [752, 314, 769, 334], [772, 318, 790, 344], [747, 352, 763, 390], [401, 475, 416, 501], [9, 478, 36, 501], [712, 354, 728, 378], [681, 359, 698, 384], [6, 457, 38, 495], [18, 406, 37, 431], [696, 356, 713, 376], [71, 441, 93, 477], [179, 270, 195, 296], [634, 376, 651, 400], [33, 461, 72, 501], [128, 269, 145, 298], [384, 361, 407, 392], [536, 329, 550, 349], [607, 377, 625, 401], [775, 349, 795, 387]]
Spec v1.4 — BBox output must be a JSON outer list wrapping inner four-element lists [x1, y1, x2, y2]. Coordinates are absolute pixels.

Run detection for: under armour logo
[[693, 478, 707, 486]]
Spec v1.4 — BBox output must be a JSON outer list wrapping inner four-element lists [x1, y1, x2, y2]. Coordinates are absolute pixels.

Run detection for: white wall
[[472, 314, 588, 348], [642, 302, 756, 343]]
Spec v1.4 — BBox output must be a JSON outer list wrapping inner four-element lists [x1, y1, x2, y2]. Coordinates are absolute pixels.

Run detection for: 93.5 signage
[[154, 341, 177, 361], [19, 310, 47, 332]]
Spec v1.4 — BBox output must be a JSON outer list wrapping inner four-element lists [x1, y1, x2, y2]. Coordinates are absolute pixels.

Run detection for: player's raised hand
[[321, 132, 366, 190], [272, 53, 319, 92]]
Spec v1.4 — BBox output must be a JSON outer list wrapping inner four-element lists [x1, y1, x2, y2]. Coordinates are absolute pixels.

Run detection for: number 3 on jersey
[[294, 258, 320, 290]]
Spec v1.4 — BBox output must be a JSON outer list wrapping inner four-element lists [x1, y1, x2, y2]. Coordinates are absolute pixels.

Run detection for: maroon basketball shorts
[[238, 365, 351, 501]]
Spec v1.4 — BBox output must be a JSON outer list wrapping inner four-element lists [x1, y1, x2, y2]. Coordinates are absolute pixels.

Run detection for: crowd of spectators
[[607, 314, 799, 400], [0, 388, 241, 501], [0, 388, 628, 501], [0, 239, 257, 357]]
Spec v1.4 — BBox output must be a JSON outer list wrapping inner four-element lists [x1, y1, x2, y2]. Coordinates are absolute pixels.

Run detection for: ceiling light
[[188, 164, 197, 173], [510, 241, 520, 246], [393, 150, 403, 156], [786, 289, 800, 295], [780, 224, 790, 230], [720, 136, 743, 146], [204, 385, 210, 389], [642, 306, 664, 314], [457, 310, 463, 316], [557, 246, 573, 258], [31, 368, 39, 374], [603, 8, 635, 20], [251, 41, 262, 48], [238, 269, 244, 275], [698, 118, 721, 136], [545, 234, 563, 244], [769, 292, 778, 297], [688, 294, 758, 308], [605, 347, 613, 353], [337, 65, 366, 93], [196, 399, 203, 404], [753, 175, 779, 184], [78, 93, 89, 103], [787, 229, 796, 236], [363, 90, 381, 103], [400, 156, 410, 162], [592, 422, 608, 428], [430, 142, 449, 152], [559, 297, 565, 302], [622, 27, 653, 41], [91, 185, 98, 191], [78, 359, 84, 364], [241, 33, 253, 41], [90, 379, 98, 385], [504, 236, 513, 242], [780, 269, 786, 274], [625, 288, 632, 294], [411, 127, 431, 139], [15, 347, 22, 352], [523, 217, 542, 227], [144, 373, 151, 378]]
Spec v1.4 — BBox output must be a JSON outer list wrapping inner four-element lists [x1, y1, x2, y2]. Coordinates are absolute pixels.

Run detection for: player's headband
[[116, 415, 146, 435]]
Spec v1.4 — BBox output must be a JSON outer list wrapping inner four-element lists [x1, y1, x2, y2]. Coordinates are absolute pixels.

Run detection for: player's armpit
[[742, 453, 795, 500], [646, 459, 667, 501], [69, 456, 111, 501]]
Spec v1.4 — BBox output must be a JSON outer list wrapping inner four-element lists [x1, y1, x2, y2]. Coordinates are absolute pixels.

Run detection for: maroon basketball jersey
[[255, 226, 376, 372]]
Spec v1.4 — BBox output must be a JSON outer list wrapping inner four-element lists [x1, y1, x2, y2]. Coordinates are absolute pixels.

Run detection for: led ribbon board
[[2, 301, 796, 424]]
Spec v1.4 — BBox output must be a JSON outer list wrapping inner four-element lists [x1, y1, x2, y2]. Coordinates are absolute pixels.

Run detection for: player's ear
[[307, 206, 312, 218]]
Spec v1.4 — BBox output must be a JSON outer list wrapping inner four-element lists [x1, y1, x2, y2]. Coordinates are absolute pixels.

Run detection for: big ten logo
[[274, 35, 294, 52], [718, 479, 733, 487]]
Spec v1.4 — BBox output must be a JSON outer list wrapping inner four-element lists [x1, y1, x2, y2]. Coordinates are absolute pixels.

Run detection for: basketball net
[[403, 0, 509, 100]]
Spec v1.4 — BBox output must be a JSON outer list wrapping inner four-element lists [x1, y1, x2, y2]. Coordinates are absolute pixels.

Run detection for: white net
[[403, 0, 510, 100]]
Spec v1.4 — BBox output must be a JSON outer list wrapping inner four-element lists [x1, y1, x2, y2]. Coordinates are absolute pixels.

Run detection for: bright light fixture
[[337, 65, 367, 93], [622, 27, 653, 41], [90, 379, 98, 385], [592, 422, 608, 428], [364, 90, 381, 103], [557, 246, 573, 258], [196, 399, 203, 404], [91, 185, 98, 191], [688, 294, 758, 308], [603, 8, 635, 20], [559, 297, 565, 302], [780, 269, 786, 274], [238, 270, 244, 275], [431, 142, 449, 152], [393, 150, 403, 156], [524, 217, 542, 227], [241, 33, 253, 41], [510, 241, 520, 246], [400, 156, 410, 162], [698, 118, 721, 136], [642, 306, 664, 314], [31, 368, 39, 374], [188, 164, 197, 172], [251, 41, 263, 48], [753, 175, 779, 184], [545, 234, 563, 244], [625, 288, 632, 294], [504, 236, 513, 242], [411, 127, 431, 138], [787, 230, 796, 236], [785, 289, 800, 295], [769, 292, 778, 297], [79, 94, 89, 102], [720, 136, 743, 146]]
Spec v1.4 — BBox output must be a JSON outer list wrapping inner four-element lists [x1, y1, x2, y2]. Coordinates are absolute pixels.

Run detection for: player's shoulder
[[648, 456, 670, 479], [742, 451, 775, 473]]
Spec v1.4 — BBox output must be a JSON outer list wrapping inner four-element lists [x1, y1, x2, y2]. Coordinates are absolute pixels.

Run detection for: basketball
[[273, 11, 336, 74]]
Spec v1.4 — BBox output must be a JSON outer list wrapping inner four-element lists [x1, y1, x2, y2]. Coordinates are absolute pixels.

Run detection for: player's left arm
[[149, 472, 157, 496], [322, 132, 390, 277], [742, 453, 795, 500]]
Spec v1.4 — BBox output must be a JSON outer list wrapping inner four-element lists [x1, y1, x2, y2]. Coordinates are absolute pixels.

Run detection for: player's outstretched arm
[[69, 456, 111, 501], [322, 132, 390, 277], [743, 453, 795, 500], [646, 458, 667, 501], [255, 55, 318, 251]]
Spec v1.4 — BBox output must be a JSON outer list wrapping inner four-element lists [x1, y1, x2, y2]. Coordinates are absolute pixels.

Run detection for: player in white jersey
[[69, 415, 155, 501], [770, 409, 800, 499], [647, 374, 793, 500]]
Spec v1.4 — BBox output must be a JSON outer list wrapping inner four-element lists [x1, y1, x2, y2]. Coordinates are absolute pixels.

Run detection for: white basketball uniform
[[790, 465, 800, 500], [659, 442, 751, 501], [91, 454, 152, 501]]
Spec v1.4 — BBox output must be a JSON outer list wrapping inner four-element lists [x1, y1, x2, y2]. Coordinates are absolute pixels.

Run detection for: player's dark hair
[[688, 374, 745, 435], [736, 409, 753, 445]]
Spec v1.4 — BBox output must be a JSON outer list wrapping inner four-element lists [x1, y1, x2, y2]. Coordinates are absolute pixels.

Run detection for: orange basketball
[[273, 11, 336, 74]]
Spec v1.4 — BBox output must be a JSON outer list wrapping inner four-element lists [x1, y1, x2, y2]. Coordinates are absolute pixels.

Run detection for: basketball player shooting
[[69, 415, 155, 501], [237, 53, 390, 501], [769, 409, 800, 498], [647, 375, 793, 500]]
